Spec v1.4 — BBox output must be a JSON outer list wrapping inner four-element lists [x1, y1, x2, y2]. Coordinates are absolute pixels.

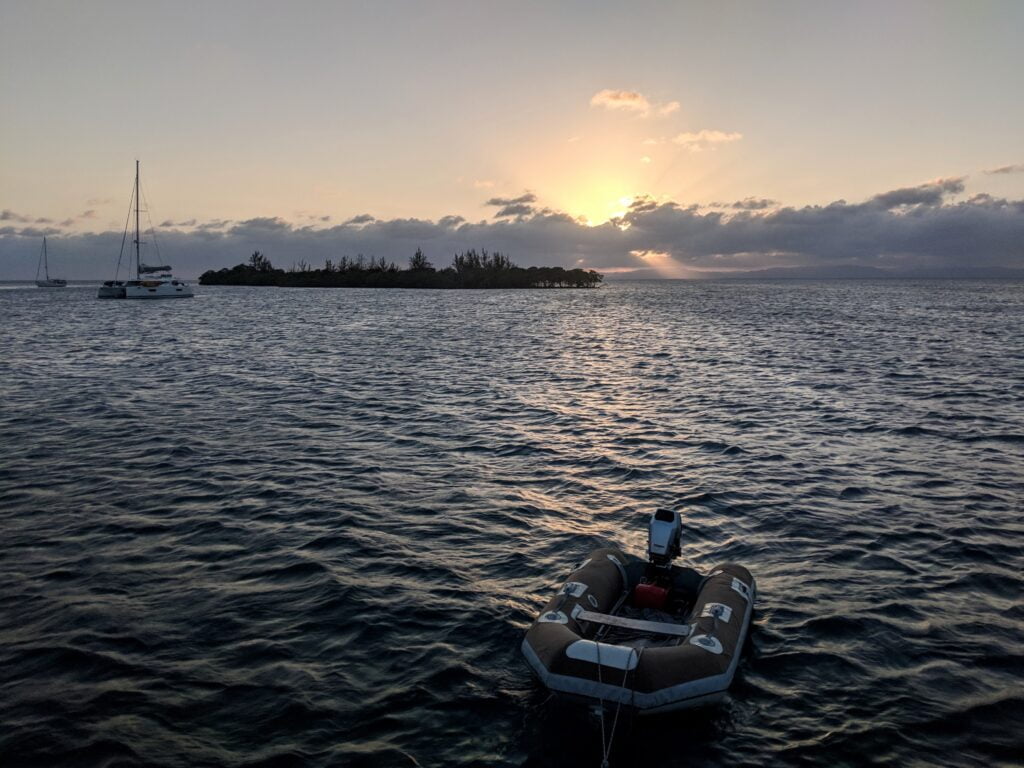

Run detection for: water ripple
[[1, 280, 1022, 766]]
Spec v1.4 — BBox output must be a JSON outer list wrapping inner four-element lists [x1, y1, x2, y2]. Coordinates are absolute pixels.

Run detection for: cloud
[[672, 130, 743, 151], [590, 89, 678, 118], [640, 156, 652, 164], [984, 163, 1024, 175], [196, 219, 231, 231], [626, 196, 660, 215], [7, 208, 104, 227], [867, 177, 964, 209], [5, 225, 62, 238], [731, 197, 777, 210], [485, 192, 537, 219], [2, 181, 1022, 280], [485, 193, 537, 207], [344, 213, 376, 226], [493, 203, 534, 219], [230, 217, 289, 233], [473, 179, 495, 189], [591, 89, 650, 113]]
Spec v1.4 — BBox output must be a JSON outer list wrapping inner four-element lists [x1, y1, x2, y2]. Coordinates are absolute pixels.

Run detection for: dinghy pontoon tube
[[521, 510, 755, 713]]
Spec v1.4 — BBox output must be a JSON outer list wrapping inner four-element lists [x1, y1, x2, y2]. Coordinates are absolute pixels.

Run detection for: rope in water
[[596, 641, 607, 767], [596, 644, 644, 768]]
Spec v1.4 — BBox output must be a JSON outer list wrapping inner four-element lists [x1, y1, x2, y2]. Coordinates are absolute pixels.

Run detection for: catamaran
[[98, 161, 194, 299], [35, 237, 67, 288]]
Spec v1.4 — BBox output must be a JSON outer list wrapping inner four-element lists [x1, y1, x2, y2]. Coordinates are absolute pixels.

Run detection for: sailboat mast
[[43, 236, 48, 280], [134, 161, 140, 279]]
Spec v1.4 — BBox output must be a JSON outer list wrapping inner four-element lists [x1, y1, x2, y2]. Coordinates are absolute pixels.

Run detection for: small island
[[199, 250, 603, 289]]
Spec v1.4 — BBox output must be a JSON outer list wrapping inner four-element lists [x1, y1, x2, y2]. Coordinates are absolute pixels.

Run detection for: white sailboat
[[35, 237, 67, 288], [98, 161, 194, 299]]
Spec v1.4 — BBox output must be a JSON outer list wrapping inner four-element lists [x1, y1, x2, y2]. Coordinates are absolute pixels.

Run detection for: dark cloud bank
[[1, 178, 1022, 279]]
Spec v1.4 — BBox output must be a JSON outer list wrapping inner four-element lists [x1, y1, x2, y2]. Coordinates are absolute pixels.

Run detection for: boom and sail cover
[[139, 264, 172, 274]]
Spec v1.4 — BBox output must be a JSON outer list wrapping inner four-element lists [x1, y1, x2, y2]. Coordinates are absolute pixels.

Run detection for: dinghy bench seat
[[573, 609, 691, 637]]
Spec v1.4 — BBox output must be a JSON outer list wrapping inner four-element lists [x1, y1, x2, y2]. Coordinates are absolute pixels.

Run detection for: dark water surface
[[1, 281, 1022, 767]]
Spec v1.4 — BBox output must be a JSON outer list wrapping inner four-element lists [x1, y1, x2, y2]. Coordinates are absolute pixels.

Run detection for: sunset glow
[[630, 250, 693, 279], [1, 1, 1022, 279]]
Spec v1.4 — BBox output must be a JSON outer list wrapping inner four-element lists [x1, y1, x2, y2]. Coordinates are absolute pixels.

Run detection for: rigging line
[[139, 179, 162, 264], [115, 182, 135, 282]]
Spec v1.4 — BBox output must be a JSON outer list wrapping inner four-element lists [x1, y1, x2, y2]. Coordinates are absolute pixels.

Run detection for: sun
[[564, 188, 636, 226]]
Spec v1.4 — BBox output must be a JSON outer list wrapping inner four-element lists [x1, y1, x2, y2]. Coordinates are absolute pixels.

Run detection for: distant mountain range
[[609, 264, 1024, 280]]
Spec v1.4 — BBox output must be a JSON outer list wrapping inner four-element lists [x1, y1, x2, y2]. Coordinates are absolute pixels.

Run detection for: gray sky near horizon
[[2, 0, 1023, 278]]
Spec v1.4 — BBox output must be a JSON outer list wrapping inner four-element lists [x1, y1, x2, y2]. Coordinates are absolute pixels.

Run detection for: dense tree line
[[199, 249, 603, 289]]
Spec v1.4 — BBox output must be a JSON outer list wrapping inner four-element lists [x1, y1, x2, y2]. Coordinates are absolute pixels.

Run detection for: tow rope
[[595, 643, 644, 768]]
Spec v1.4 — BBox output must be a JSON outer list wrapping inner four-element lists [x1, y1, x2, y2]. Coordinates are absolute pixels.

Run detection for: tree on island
[[249, 250, 273, 272], [199, 248, 603, 289], [409, 247, 434, 271]]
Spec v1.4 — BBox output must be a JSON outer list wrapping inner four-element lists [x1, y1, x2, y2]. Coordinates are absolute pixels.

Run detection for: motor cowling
[[648, 508, 682, 566]]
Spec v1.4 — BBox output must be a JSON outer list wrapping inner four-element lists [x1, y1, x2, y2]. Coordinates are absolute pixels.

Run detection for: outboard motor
[[648, 508, 682, 566], [634, 509, 683, 610]]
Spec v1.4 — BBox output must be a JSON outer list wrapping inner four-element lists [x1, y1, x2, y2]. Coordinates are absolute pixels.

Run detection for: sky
[[1, 0, 1023, 279]]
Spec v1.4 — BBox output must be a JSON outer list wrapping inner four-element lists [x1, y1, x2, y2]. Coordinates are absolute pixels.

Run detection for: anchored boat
[[98, 161, 194, 299], [522, 509, 755, 714], [35, 237, 67, 288]]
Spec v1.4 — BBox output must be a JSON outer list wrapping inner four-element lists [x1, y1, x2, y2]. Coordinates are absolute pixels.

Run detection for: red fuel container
[[633, 582, 669, 610]]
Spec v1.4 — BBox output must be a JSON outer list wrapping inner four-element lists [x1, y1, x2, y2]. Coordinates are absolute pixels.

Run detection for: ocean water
[[1, 280, 1022, 768]]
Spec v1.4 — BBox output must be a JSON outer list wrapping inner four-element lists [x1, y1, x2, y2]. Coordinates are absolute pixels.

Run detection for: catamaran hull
[[123, 288, 194, 298], [124, 281, 193, 299], [98, 284, 126, 299], [98, 286, 193, 298], [35, 280, 67, 288], [98, 281, 193, 298]]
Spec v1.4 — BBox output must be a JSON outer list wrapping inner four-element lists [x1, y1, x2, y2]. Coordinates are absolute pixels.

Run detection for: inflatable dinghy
[[522, 509, 755, 713]]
